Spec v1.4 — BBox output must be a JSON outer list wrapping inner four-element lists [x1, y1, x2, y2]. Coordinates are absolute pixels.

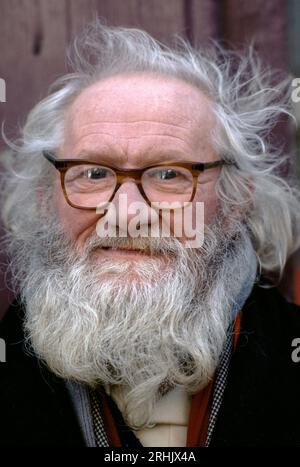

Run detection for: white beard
[[17, 218, 257, 429]]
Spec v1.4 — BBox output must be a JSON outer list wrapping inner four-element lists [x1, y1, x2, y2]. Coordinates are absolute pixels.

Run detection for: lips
[[100, 246, 152, 256], [102, 246, 141, 251]]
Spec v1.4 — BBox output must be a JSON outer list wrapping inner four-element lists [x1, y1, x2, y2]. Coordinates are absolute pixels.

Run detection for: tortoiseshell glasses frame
[[43, 150, 235, 210]]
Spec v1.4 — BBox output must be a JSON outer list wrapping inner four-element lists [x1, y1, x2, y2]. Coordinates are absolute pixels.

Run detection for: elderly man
[[1, 21, 300, 447]]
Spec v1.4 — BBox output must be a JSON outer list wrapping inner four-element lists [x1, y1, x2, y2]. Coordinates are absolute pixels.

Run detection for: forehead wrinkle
[[72, 134, 193, 165], [65, 126, 213, 166], [73, 119, 195, 129], [74, 131, 192, 143], [63, 75, 216, 164], [66, 93, 214, 137], [66, 120, 208, 156], [68, 120, 196, 142], [66, 120, 199, 155]]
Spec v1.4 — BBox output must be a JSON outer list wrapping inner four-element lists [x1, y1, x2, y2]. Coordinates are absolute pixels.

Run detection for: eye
[[156, 169, 178, 180], [85, 167, 108, 180]]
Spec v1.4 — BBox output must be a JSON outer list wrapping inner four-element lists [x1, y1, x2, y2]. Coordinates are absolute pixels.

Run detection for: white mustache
[[83, 233, 184, 256]]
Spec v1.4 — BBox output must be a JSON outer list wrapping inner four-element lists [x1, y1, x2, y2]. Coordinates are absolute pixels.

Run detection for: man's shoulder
[[212, 283, 300, 446], [0, 298, 85, 446], [243, 283, 300, 338], [0, 297, 52, 383], [0, 298, 25, 342]]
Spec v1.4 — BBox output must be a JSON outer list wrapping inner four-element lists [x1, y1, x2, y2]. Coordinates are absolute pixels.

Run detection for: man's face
[[21, 74, 257, 430], [54, 73, 220, 258]]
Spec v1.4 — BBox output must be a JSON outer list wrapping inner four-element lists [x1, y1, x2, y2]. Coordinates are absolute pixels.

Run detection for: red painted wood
[[294, 269, 300, 306], [187, 0, 220, 46], [0, 0, 68, 147], [0, 0, 69, 318], [68, 0, 186, 43], [222, 0, 288, 70]]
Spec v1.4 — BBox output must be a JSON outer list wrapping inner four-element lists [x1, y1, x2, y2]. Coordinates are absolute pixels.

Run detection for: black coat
[[1, 285, 300, 447]]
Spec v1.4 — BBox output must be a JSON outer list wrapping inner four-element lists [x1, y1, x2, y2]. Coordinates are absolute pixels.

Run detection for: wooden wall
[[0, 0, 288, 135], [0, 0, 290, 315]]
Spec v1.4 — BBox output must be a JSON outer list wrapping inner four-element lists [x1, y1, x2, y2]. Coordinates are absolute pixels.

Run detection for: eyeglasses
[[43, 151, 235, 210]]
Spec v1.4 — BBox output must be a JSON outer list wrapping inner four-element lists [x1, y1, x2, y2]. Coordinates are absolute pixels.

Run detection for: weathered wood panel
[[0, 0, 68, 143], [222, 0, 288, 69], [0, 0, 69, 315], [222, 0, 290, 172], [68, 0, 186, 42], [0, 0, 187, 142], [187, 0, 220, 46]]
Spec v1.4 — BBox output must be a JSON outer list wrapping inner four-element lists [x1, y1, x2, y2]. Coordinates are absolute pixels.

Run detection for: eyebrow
[[74, 151, 123, 164], [72, 149, 192, 167]]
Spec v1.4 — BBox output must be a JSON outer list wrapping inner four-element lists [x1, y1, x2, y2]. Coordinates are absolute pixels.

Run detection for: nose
[[114, 177, 145, 202], [100, 179, 159, 237]]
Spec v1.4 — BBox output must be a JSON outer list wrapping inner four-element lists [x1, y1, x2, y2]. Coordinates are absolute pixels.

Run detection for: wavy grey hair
[[1, 19, 300, 277]]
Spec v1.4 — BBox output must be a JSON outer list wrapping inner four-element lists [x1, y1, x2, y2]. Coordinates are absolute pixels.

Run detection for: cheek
[[168, 184, 218, 243], [203, 193, 219, 225], [53, 177, 100, 246], [194, 182, 219, 225]]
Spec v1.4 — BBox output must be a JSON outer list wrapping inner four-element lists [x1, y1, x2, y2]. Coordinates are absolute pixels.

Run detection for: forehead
[[66, 74, 213, 137]]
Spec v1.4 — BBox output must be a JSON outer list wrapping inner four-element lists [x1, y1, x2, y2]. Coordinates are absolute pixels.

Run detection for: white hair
[[1, 19, 300, 278], [20, 213, 257, 429]]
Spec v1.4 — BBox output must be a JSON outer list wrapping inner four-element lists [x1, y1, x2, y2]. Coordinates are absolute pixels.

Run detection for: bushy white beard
[[12, 215, 256, 430]]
